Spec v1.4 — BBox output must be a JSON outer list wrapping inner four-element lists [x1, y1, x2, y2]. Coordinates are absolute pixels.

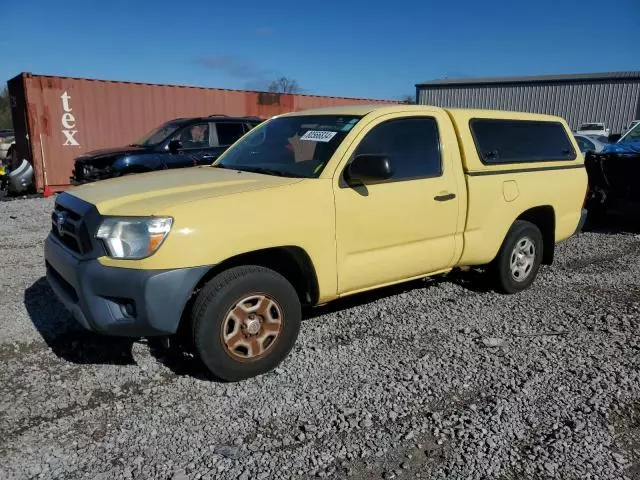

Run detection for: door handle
[[434, 193, 456, 201]]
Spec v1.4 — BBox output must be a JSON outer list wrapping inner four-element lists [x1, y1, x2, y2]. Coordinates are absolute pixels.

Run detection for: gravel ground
[[1, 196, 639, 480]]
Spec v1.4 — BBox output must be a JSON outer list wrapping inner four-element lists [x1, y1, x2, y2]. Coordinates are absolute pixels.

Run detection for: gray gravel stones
[[214, 445, 243, 459], [1, 197, 639, 479], [480, 337, 506, 348]]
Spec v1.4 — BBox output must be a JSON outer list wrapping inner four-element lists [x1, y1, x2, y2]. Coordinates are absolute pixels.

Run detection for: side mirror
[[346, 154, 393, 184], [168, 139, 182, 153]]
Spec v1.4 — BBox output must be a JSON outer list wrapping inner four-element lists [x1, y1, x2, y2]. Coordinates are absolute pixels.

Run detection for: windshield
[[215, 115, 361, 178], [579, 123, 604, 131], [621, 121, 640, 143], [134, 122, 181, 146]]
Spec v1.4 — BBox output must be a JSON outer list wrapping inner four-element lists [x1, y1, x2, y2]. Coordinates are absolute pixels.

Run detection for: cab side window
[[354, 117, 441, 181], [471, 119, 576, 163], [216, 122, 246, 146]]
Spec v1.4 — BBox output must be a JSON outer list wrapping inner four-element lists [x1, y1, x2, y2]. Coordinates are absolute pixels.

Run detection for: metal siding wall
[[418, 79, 640, 133]]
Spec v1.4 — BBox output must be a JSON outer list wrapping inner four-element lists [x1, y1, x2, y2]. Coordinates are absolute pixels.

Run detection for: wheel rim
[[221, 293, 283, 362], [509, 236, 536, 282]]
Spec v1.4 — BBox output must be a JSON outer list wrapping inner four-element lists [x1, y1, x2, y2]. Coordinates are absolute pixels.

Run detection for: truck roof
[[282, 105, 566, 123]]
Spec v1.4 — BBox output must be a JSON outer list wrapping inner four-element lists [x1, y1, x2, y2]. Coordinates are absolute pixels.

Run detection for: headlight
[[96, 217, 173, 259]]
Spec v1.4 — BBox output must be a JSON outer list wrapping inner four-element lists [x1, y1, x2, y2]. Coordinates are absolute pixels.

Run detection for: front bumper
[[71, 161, 116, 185], [45, 235, 209, 336]]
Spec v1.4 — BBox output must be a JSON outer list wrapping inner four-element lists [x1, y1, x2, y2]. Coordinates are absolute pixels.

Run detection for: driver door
[[166, 122, 215, 168], [333, 112, 460, 294]]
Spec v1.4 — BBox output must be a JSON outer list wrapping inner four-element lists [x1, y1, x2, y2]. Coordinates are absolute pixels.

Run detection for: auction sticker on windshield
[[300, 130, 338, 142]]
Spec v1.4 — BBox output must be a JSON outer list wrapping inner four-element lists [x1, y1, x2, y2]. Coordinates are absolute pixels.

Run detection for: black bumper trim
[[575, 208, 588, 235], [45, 235, 210, 336]]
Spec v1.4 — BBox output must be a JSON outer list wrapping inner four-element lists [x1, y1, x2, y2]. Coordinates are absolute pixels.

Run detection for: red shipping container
[[7, 73, 397, 192]]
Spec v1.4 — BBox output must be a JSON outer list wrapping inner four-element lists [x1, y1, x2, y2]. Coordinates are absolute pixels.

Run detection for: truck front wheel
[[191, 265, 301, 381], [491, 220, 543, 294]]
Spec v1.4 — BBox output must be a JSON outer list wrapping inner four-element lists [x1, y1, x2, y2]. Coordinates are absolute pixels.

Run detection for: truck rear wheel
[[191, 265, 301, 381], [491, 220, 543, 294]]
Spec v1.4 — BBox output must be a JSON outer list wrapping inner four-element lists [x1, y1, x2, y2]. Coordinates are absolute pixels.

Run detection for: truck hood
[[76, 145, 151, 162], [68, 166, 303, 215]]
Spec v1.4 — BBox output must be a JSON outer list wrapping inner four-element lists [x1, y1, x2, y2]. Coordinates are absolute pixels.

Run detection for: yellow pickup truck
[[45, 105, 588, 381]]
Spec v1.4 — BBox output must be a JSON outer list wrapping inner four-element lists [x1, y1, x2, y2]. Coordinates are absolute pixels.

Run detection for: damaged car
[[584, 120, 640, 218], [71, 115, 261, 184]]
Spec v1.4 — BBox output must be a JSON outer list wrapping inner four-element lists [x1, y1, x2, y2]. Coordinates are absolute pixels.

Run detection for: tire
[[191, 265, 301, 381], [490, 220, 543, 294]]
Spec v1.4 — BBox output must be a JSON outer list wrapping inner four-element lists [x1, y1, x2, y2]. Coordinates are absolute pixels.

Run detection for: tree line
[[0, 88, 12, 130]]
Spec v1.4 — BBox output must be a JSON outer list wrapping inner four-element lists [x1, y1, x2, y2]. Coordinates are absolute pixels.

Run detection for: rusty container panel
[[246, 91, 296, 118], [293, 94, 395, 110], [10, 73, 396, 192]]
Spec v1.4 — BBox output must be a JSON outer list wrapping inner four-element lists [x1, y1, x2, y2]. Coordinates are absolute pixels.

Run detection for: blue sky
[[3, 0, 639, 100]]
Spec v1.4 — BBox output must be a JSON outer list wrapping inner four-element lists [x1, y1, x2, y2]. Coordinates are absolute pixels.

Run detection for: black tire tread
[[191, 265, 273, 343], [191, 265, 300, 381], [491, 220, 543, 294]]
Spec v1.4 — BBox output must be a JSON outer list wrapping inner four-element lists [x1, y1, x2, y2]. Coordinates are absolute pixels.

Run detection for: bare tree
[[268, 77, 301, 94], [399, 94, 416, 105]]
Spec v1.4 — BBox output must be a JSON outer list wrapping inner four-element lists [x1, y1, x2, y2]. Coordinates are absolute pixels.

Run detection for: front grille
[[46, 262, 79, 303], [72, 164, 85, 182], [72, 158, 115, 184], [51, 204, 92, 254]]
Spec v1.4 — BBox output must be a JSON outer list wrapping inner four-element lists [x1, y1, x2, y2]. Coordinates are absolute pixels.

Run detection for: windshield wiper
[[220, 165, 305, 178]]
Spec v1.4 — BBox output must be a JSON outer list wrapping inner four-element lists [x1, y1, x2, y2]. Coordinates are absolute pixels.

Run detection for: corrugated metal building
[[7, 72, 396, 192], [416, 71, 640, 134]]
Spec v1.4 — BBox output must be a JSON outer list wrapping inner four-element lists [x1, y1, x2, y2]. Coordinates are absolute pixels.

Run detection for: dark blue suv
[[71, 115, 261, 184]]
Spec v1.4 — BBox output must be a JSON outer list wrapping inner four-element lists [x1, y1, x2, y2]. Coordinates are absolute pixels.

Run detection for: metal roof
[[417, 71, 640, 87]]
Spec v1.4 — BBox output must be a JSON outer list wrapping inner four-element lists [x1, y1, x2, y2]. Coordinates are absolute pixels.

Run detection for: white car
[[576, 122, 610, 137]]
